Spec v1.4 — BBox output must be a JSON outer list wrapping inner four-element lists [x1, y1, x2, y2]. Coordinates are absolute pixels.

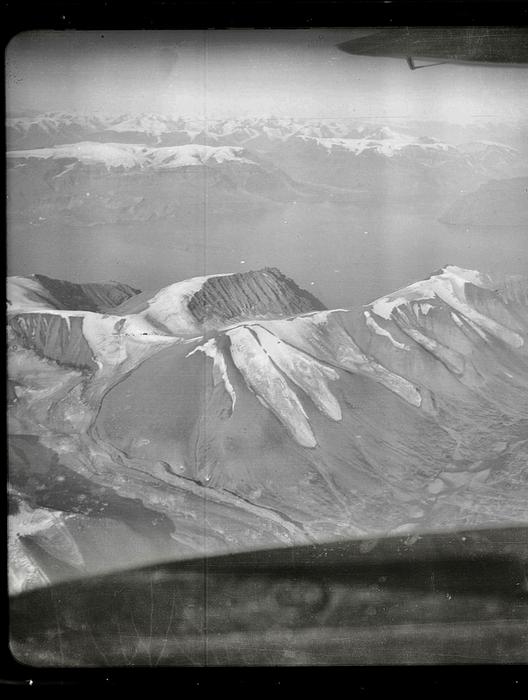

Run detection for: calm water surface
[[8, 200, 527, 309]]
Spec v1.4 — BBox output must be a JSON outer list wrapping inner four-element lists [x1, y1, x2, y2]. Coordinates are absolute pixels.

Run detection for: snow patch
[[450, 312, 464, 327], [298, 309, 348, 322], [187, 338, 236, 410], [401, 326, 465, 375], [251, 325, 342, 421], [364, 311, 407, 350], [253, 314, 421, 407], [227, 326, 317, 448], [371, 295, 414, 320]]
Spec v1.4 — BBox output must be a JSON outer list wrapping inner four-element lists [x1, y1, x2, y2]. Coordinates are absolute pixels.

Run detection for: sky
[[6, 29, 528, 123]]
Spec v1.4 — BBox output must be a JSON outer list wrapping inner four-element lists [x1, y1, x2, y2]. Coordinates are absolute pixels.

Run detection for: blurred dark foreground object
[[10, 525, 528, 666], [337, 27, 528, 68]]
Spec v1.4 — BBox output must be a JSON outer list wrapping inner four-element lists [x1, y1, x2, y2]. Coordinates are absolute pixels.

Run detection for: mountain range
[[8, 113, 528, 231], [8, 265, 528, 594], [7, 141, 356, 226], [7, 111, 528, 151]]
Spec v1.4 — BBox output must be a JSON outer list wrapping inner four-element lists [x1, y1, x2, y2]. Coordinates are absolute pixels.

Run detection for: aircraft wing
[[337, 26, 528, 68]]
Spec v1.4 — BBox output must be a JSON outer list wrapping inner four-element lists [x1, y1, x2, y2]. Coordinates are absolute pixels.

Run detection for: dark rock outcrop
[[9, 313, 97, 371], [187, 267, 326, 325], [32, 274, 141, 312]]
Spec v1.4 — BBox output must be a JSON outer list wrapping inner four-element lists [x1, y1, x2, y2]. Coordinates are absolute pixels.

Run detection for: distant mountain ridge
[[7, 140, 355, 225], [8, 111, 527, 164], [8, 142, 260, 170], [8, 116, 528, 229]]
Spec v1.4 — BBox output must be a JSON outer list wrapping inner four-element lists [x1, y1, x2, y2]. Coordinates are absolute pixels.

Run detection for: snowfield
[[305, 130, 456, 158], [7, 142, 258, 171]]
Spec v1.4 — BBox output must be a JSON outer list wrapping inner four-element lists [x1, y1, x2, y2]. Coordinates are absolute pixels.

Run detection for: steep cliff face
[[8, 265, 528, 592], [7, 275, 140, 314], [9, 313, 97, 371], [187, 268, 327, 326], [32, 274, 141, 312]]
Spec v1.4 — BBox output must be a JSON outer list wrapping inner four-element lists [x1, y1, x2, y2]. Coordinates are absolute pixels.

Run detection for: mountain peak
[[369, 265, 487, 319], [114, 267, 326, 335], [368, 265, 525, 351], [187, 267, 326, 326]]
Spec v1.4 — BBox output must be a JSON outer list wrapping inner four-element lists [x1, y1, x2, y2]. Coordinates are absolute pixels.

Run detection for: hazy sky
[[6, 29, 528, 122]]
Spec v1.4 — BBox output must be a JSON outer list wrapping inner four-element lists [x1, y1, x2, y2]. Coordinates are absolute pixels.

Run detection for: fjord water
[[8, 197, 527, 309]]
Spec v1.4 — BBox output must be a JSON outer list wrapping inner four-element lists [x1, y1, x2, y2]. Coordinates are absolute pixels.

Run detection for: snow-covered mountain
[[8, 265, 528, 592], [259, 128, 528, 195], [7, 141, 352, 225], [9, 121, 528, 233], [8, 111, 525, 158], [8, 142, 262, 171], [6, 112, 110, 150], [299, 126, 457, 157], [6, 112, 359, 149], [8, 113, 528, 213]]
